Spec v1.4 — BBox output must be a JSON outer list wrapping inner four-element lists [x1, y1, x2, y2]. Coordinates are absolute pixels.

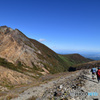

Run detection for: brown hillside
[[0, 26, 91, 76], [0, 26, 68, 75]]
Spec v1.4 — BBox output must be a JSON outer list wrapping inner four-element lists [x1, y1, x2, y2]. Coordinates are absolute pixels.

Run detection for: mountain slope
[[59, 54, 91, 66], [0, 26, 69, 75], [0, 26, 93, 94], [0, 65, 33, 89], [0, 26, 91, 76]]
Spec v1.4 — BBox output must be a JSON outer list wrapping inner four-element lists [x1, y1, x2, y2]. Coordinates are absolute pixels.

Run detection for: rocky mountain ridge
[[0, 26, 90, 76], [0, 26, 95, 99], [0, 26, 65, 75]]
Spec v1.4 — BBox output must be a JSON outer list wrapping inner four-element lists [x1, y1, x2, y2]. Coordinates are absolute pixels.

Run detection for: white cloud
[[39, 39, 46, 42]]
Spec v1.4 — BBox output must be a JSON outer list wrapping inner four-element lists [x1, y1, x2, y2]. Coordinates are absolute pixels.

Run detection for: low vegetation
[[0, 57, 19, 71]]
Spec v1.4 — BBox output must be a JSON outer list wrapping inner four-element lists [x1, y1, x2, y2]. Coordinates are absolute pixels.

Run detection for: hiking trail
[[7, 69, 100, 100]]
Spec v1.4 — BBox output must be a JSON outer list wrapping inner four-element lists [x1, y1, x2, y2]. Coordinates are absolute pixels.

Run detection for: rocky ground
[[1, 69, 100, 100], [79, 70, 100, 100], [9, 70, 86, 100], [68, 69, 100, 100]]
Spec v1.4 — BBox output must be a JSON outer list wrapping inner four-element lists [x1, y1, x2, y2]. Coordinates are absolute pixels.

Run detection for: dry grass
[[0, 93, 19, 100], [27, 96, 36, 100], [6, 93, 18, 100]]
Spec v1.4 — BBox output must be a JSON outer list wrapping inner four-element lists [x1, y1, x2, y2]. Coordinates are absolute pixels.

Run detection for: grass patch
[[0, 58, 19, 71]]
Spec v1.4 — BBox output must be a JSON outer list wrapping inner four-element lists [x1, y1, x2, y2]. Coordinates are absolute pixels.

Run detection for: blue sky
[[0, 0, 100, 54]]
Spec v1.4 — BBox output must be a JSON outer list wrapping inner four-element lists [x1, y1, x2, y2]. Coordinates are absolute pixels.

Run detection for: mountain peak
[[0, 25, 13, 34], [0, 25, 13, 29], [0, 25, 8, 28]]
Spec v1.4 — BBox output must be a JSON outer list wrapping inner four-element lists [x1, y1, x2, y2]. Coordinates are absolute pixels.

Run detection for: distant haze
[[56, 50, 100, 60]]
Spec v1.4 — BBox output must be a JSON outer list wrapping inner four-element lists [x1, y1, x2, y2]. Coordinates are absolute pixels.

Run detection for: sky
[[0, 0, 100, 54]]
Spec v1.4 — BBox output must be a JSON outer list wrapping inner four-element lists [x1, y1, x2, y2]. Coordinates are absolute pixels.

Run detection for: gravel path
[[11, 71, 82, 100], [11, 69, 100, 100], [81, 70, 100, 100], [73, 69, 100, 100]]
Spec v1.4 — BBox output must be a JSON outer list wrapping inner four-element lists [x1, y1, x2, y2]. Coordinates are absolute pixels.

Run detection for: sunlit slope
[[0, 26, 91, 76]]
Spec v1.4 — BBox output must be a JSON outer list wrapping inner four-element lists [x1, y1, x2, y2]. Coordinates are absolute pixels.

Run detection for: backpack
[[91, 68, 96, 73], [97, 70, 100, 77]]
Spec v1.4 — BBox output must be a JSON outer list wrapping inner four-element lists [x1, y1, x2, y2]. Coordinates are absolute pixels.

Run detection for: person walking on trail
[[91, 67, 97, 79], [96, 67, 100, 83]]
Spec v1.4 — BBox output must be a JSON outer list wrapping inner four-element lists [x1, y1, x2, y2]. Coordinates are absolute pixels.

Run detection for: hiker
[[96, 67, 100, 83], [91, 67, 97, 79]]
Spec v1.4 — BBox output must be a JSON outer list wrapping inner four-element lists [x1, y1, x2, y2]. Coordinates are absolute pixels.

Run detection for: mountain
[[58, 54, 93, 71], [0, 26, 70, 76], [0, 26, 91, 75], [58, 54, 91, 69], [0, 26, 92, 91]]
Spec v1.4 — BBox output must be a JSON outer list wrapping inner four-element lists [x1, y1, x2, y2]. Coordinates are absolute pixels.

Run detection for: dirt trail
[[79, 70, 100, 100], [11, 70, 82, 100], [4, 69, 100, 100]]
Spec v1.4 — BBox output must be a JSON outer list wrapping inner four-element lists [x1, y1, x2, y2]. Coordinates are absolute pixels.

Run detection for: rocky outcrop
[[0, 26, 41, 68]]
